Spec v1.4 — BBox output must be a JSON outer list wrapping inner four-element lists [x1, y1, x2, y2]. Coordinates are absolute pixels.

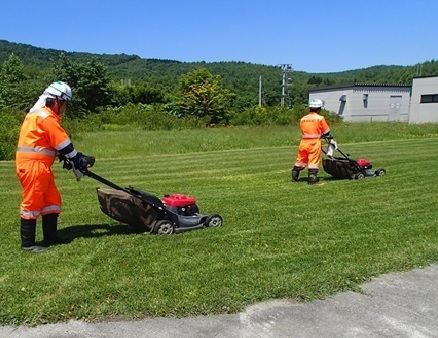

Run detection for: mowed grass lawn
[[0, 124, 437, 326]]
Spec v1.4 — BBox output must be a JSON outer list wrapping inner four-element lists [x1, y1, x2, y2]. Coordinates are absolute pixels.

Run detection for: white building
[[409, 75, 438, 123], [309, 83, 411, 122], [309, 76, 438, 123]]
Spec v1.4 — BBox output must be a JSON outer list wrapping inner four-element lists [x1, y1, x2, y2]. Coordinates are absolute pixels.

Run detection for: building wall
[[309, 85, 411, 122], [409, 76, 438, 123]]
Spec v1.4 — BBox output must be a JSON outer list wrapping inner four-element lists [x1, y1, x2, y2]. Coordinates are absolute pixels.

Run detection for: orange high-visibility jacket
[[16, 107, 73, 219], [16, 108, 73, 166], [299, 112, 330, 139], [294, 112, 331, 170]]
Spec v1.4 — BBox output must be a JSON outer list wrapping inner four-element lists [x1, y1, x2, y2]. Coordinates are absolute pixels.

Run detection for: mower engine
[[157, 193, 223, 234], [356, 158, 372, 170], [162, 194, 199, 216]]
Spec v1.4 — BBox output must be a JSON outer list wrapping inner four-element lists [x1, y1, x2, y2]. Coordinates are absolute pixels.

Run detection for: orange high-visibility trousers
[[294, 139, 322, 170], [17, 161, 61, 220]]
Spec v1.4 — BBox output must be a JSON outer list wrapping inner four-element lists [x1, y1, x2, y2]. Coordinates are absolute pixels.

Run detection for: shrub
[[230, 104, 343, 127], [74, 103, 208, 131], [0, 108, 23, 161]]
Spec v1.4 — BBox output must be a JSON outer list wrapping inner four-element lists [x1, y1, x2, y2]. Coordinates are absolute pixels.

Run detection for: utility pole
[[277, 64, 293, 106], [259, 75, 263, 106], [416, 63, 423, 76]]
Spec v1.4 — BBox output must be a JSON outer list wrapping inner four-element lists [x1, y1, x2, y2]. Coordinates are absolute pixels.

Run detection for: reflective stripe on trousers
[[17, 161, 62, 220], [294, 139, 322, 170]]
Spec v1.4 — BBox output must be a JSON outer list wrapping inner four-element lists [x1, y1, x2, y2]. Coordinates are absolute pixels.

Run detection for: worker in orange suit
[[16, 81, 94, 252], [292, 99, 336, 185]]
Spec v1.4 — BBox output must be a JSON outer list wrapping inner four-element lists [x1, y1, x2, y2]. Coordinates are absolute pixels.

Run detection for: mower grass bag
[[97, 188, 158, 231], [87, 170, 223, 235], [322, 151, 385, 180], [322, 157, 361, 179]]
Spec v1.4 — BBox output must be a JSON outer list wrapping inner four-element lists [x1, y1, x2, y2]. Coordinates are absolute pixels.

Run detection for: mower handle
[[83, 169, 164, 210], [322, 139, 350, 159], [83, 170, 127, 192], [59, 156, 125, 191], [335, 147, 350, 159]]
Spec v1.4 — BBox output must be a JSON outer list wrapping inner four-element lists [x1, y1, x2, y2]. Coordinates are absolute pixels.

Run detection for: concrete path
[[1, 264, 437, 338]]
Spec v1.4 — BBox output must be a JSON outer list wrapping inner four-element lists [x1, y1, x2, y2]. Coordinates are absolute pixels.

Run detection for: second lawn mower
[[322, 143, 386, 180]]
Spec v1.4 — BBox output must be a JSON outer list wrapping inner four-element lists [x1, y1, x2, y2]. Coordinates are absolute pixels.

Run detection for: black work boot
[[42, 213, 66, 245], [308, 170, 320, 185], [21, 218, 49, 252], [291, 167, 301, 182]]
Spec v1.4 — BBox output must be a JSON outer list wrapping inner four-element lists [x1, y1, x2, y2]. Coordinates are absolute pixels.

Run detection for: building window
[[420, 94, 438, 103]]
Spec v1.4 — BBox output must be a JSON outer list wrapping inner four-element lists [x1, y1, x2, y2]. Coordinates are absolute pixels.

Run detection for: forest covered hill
[[1, 39, 437, 161], [2, 39, 438, 107]]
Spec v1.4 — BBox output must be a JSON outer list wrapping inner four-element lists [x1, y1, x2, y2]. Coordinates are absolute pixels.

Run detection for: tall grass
[[72, 122, 438, 159], [1, 123, 437, 326]]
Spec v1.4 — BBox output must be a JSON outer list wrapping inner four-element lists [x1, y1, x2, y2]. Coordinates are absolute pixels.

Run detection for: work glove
[[326, 140, 337, 157], [329, 139, 338, 149], [70, 153, 96, 181], [58, 154, 73, 170], [322, 132, 334, 140]]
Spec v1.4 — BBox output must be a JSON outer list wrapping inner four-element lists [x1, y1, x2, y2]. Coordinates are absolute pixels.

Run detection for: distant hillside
[[0, 40, 141, 67], [1, 39, 437, 106]]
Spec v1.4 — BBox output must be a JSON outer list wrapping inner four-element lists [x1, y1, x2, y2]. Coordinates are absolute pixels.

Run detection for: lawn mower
[[81, 169, 223, 234], [322, 143, 386, 180]]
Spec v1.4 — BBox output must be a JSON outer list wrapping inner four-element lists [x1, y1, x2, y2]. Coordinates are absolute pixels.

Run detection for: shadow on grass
[[322, 176, 345, 181], [291, 176, 342, 183], [50, 223, 148, 245]]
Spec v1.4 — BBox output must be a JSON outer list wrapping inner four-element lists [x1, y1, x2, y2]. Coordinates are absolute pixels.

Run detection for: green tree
[[399, 69, 414, 85], [290, 80, 310, 106], [307, 75, 323, 85], [52, 54, 111, 118], [0, 107, 22, 160], [0, 53, 30, 109], [110, 83, 166, 106], [174, 68, 235, 125]]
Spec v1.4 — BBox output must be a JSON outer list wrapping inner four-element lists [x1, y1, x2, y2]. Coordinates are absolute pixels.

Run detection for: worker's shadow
[[321, 176, 340, 181], [54, 223, 148, 245], [293, 177, 337, 183]]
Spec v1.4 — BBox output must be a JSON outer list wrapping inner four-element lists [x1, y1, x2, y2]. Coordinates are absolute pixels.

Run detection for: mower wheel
[[205, 214, 223, 227], [153, 219, 175, 235], [375, 169, 386, 176], [355, 173, 365, 180]]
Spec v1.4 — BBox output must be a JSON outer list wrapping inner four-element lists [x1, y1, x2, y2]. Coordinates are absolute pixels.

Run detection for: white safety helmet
[[45, 81, 72, 101], [309, 98, 323, 109]]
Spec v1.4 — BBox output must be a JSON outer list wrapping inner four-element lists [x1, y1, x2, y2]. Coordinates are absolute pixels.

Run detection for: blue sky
[[1, 0, 436, 73]]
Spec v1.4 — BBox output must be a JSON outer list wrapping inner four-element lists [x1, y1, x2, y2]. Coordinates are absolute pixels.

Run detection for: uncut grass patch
[[0, 129, 438, 326], [69, 122, 438, 159]]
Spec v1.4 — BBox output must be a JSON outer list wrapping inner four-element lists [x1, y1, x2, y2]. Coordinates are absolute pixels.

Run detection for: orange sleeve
[[320, 117, 330, 134], [40, 116, 71, 150]]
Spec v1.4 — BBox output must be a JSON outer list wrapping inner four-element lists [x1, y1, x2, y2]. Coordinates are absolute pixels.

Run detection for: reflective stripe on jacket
[[16, 107, 72, 166], [300, 112, 330, 139]]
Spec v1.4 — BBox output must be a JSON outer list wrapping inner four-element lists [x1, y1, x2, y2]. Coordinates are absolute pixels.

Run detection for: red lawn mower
[[322, 143, 386, 180]]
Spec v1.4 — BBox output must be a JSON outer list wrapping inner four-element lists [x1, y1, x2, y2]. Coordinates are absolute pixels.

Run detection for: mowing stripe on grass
[[0, 133, 437, 326]]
